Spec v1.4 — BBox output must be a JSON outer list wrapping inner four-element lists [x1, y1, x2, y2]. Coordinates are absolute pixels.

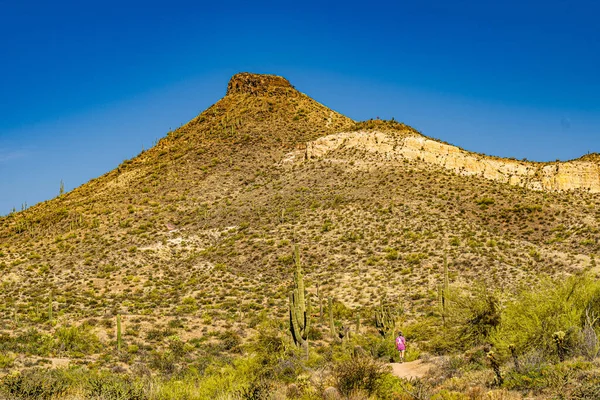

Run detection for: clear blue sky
[[1, 0, 599, 215]]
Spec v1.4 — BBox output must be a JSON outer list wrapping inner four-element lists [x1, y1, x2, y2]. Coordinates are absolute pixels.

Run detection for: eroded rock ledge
[[286, 131, 600, 193]]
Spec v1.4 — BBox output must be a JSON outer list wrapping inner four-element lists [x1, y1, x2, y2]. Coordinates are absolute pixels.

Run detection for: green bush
[[333, 355, 388, 396], [54, 324, 101, 357], [1, 368, 70, 400], [403, 286, 501, 354], [449, 286, 501, 347], [87, 372, 146, 400], [0, 352, 14, 368], [491, 275, 600, 358], [149, 351, 178, 374], [219, 330, 242, 352], [351, 332, 397, 362], [0, 329, 53, 357]]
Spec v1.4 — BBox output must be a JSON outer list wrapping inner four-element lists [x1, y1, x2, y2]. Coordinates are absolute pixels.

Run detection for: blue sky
[[1, 0, 599, 215]]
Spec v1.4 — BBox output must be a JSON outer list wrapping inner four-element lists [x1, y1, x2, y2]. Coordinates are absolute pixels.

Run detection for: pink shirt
[[396, 336, 406, 351]]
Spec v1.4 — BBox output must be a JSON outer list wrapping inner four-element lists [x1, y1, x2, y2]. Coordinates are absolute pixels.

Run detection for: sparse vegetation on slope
[[1, 72, 600, 398]]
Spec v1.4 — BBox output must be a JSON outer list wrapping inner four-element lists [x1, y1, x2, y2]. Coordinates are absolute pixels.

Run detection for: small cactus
[[508, 344, 520, 373], [553, 331, 566, 362], [486, 350, 504, 386]]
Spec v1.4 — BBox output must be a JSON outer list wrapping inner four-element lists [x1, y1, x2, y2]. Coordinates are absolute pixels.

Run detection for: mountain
[[1, 73, 599, 366]]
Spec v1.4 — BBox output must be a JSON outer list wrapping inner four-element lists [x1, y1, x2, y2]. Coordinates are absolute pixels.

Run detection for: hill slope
[[1, 72, 599, 357]]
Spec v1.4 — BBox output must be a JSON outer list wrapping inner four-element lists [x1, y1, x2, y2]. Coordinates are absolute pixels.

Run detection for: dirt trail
[[390, 359, 433, 379]]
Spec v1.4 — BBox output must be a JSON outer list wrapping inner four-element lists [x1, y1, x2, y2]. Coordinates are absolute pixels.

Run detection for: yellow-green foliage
[[54, 324, 101, 357], [151, 355, 264, 399], [490, 274, 600, 355], [332, 355, 389, 397], [0, 352, 14, 368], [404, 285, 501, 354], [447, 285, 501, 347]]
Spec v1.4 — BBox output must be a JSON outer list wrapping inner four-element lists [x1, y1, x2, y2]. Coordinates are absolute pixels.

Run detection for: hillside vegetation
[[1, 73, 600, 399]]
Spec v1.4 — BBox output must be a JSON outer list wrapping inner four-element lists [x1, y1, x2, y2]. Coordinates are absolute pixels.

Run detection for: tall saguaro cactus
[[441, 254, 450, 327], [328, 296, 337, 340], [375, 297, 395, 337], [117, 314, 122, 353], [48, 291, 53, 323], [289, 245, 311, 358]]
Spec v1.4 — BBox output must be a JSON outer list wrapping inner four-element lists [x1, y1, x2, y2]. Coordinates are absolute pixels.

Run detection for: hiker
[[395, 331, 406, 363]]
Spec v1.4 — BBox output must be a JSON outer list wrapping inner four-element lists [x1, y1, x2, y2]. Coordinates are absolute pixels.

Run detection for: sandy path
[[390, 359, 433, 379]]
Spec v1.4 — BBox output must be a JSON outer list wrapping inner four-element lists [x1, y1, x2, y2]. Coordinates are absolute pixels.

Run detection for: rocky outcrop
[[226, 72, 296, 96], [291, 130, 600, 193]]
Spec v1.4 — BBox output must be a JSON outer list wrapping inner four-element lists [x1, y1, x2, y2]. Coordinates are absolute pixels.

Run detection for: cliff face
[[290, 130, 600, 192]]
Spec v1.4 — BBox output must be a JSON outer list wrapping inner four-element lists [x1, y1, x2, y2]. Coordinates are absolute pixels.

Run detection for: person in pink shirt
[[395, 331, 406, 363]]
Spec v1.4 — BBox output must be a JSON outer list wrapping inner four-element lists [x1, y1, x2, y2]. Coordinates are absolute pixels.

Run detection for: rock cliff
[[288, 130, 600, 193]]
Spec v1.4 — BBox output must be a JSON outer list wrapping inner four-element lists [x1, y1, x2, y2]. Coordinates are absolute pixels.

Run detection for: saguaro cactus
[[441, 255, 449, 327], [316, 282, 323, 319], [117, 314, 122, 353], [289, 245, 311, 358], [48, 291, 53, 323], [375, 298, 395, 337], [328, 296, 337, 340]]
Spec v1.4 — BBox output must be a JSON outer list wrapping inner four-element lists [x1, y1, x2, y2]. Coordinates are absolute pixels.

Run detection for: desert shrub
[[0, 329, 53, 357], [0, 352, 14, 368], [330, 299, 354, 320], [54, 324, 101, 357], [87, 372, 146, 400], [434, 354, 482, 381], [352, 333, 398, 362], [441, 285, 501, 350], [219, 330, 242, 352], [149, 351, 177, 375], [583, 288, 600, 324], [167, 336, 187, 358], [236, 378, 273, 400], [577, 318, 600, 361], [572, 375, 600, 399], [475, 197, 495, 206], [491, 274, 600, 358], [273, 356, 303, 382], [1, 368, 70, 400], [503, 359, 594, 393], [404, 287, 501, 354], [186, 354, 265, 398], [146, 328, 173, 341], [307, 326, 323, 340], [375, 374, 426, 400], [333, 355, 388, 396]]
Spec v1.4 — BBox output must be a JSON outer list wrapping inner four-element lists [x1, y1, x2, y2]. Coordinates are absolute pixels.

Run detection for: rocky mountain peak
[[226, 72, 296, 96]]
